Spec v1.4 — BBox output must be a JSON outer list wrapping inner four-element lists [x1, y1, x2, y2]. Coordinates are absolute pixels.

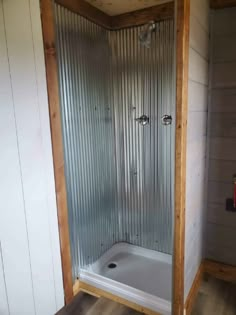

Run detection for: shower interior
[[55, 3, 175, 314]]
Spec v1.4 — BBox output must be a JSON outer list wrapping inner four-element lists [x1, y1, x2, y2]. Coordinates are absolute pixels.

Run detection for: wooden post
[[173, 0, 190, 314], [40, 0, 73, 304]]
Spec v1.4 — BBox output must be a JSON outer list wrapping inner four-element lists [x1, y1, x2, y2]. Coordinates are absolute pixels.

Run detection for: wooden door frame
[[40, 0, 190, 312]]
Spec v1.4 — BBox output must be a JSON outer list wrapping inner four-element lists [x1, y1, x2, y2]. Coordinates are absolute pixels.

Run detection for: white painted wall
[[0, 0, 64, 314], [184, 0, 209, 300], [207, 7, 236, 265]]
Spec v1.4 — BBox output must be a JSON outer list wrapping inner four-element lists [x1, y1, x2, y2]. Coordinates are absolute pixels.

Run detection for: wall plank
[[0, 243, 9, 315], [212, 34, 236, 62], [184, 0, 209, 301], [189, 48, 209, 85], [0, 2, 36, 313], [212, 62, 236, 88], [209, 138, 236, 160], [0, 0, 64, 313], [29, 0, 64, 308]]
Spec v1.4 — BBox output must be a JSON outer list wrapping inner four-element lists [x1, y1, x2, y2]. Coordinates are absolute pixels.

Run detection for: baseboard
[[184, 259, 236, 315], [73, 279, 80, 296], [184, 263, 204, 315], [203, 259, 236, 283]]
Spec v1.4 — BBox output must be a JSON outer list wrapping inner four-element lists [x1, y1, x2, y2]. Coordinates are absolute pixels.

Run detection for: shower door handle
[[135, 115, 149, 126]]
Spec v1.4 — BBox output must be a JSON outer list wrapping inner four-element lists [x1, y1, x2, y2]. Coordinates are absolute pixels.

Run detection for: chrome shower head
[[139, 21, 156, 48]]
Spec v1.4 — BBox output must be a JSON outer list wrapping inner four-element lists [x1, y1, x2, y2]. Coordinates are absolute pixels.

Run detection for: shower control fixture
[[161, 115, 172, 126], [139, 21, 156, 48], [135, 114, 149, 126]]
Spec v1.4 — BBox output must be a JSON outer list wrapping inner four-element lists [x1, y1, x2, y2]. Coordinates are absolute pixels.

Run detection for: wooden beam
[[111, 2, 174, 30], [173, 0, 190, 314], [40, 0, 73, 304], [55, 0, 112, 29], [204, 260, 236, 282], [210, 0, 236, 9]]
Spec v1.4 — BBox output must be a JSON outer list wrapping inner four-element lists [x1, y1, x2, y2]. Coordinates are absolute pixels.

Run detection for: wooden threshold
[[40, 0, 73, 304], [55, 0, 174, 30], [79, 281, 161, 315], [173, 0, 190, 314], [210, 0, 236, 9]]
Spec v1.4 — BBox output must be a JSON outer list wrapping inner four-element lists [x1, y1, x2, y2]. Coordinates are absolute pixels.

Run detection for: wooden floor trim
[[184, 259, 236, 314], [203, 259, 236, 283], [79, 281, 161, 315], [184, 263, 204, 315], [210, 0, 236, 9]]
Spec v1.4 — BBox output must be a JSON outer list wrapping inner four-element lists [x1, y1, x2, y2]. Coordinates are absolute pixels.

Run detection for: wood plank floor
[[56, 276, 236, 315], [191, 276, 236, 315], [56, 292, 143, 315]]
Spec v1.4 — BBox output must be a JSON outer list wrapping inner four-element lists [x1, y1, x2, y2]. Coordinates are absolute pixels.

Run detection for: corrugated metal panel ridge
[[54, 3, 175, 280]]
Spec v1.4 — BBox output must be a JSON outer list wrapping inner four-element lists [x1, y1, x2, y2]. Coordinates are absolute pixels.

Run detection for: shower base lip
[[80, 270, 171, 315], [79, 242, 172, 315]]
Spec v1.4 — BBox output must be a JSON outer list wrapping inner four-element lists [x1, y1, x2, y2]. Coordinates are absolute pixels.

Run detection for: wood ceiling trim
[[111, 2, 174, 29], [55, 0, 174, 30], [55, 0, 112, 29], [210, 0, 236, 8]]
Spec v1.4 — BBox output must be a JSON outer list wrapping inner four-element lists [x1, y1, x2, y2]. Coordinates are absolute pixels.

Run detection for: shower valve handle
[[135, 115, 149, 126], [161, 115, 172, 125]]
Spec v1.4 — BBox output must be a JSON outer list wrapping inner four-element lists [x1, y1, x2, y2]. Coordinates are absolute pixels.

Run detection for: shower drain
[[108, 262, 117, 269]]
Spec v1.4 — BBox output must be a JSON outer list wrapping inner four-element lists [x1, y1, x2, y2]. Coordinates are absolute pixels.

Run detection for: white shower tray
[[80, 242, 172, 315]]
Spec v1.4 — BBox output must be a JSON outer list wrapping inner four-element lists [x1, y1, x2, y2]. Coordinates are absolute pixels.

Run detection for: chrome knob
[[161, 115, 172, 125], [135, 114, 149, 126]]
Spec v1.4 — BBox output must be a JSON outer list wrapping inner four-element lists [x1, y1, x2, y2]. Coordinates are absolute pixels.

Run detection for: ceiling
[[85, 0, 171, 16]]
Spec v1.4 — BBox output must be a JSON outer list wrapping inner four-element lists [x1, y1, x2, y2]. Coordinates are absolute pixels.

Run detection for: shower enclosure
[[53, 2, 175, 314]]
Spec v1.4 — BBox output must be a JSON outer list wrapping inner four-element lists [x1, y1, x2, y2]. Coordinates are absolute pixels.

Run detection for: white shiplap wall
[[207, 8, 236, 265], [0, 0, 64, 314], [184, 0, 209, 300]]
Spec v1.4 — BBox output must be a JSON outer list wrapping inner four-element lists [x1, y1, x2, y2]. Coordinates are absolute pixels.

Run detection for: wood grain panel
[[111, 2, 174, 29], [210, 113, 236, 137], [208, 203, 236, 228], [209, 138, 236, 160], [40, 0, 73, 304], [208, 159, 236, 182], [173, 0, 190, 314], [212, 34, 236, 62], [212, 62, 236, 88], [204, 259, 236, 282], [55, 0, 112, 29], [211, 88, 236, 113], [211, 0, 236, 8]]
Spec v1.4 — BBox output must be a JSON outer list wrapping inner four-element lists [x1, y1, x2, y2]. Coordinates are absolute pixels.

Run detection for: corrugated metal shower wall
[[54, 3, 175, 281]]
